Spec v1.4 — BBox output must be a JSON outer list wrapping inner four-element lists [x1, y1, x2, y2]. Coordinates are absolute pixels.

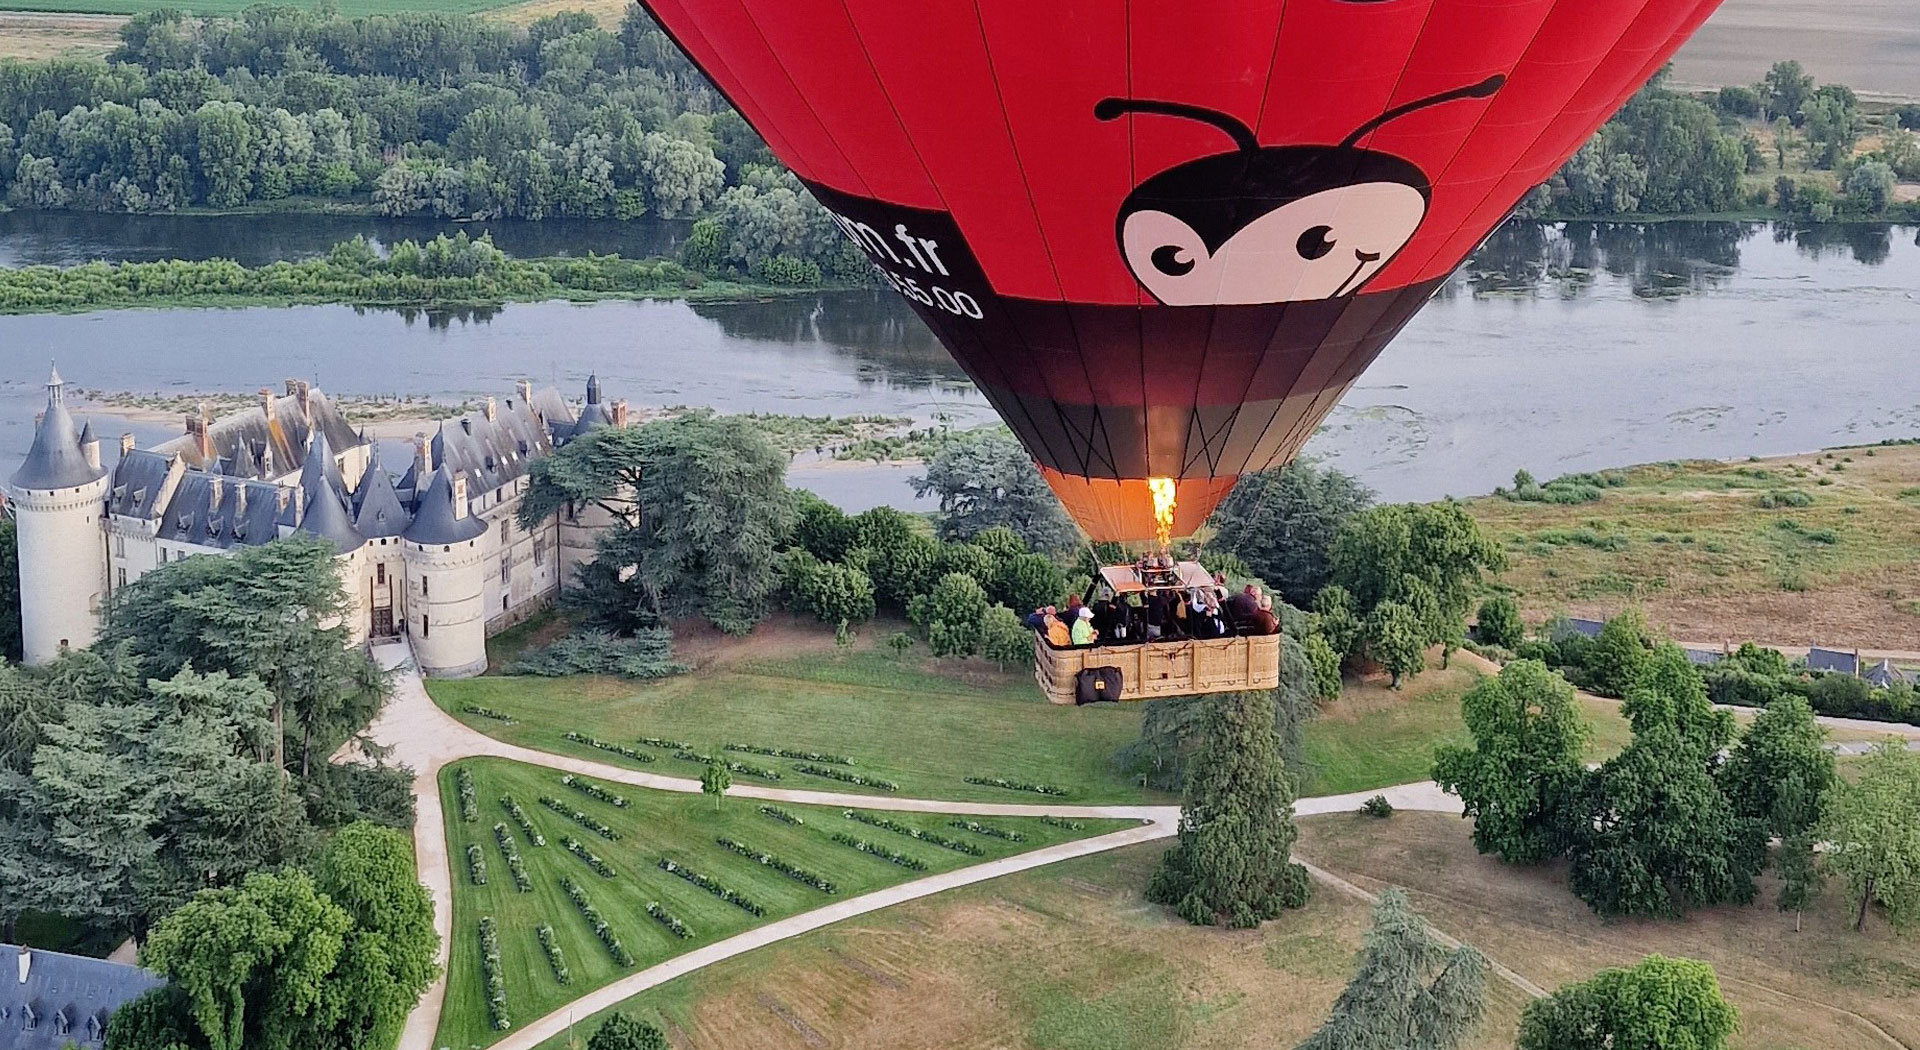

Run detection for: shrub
[[790, 559, 877, 626], [749, 253, 821, 286], [1475, 596, 1523, 649], [563, 837, 617, 877], [562, 774, 629, 807], [499, 796, 546, 846], [507, 629, 690, 679], [792, 493, 858, 561], [657, 858, 767, 915], [1756, 489, 1813, 509], [912, 572, 991, 657], [1302, 632, 1343, 702], [646, 900, 693, 939], [1042, 816, 1085, 831], [479, 917, 509, 1031], [949, 819, 1026, 842], [991, 552, 1065, 613], [1360, 794, 1395, 818], [536, 924, 570, 984], [716, 837, 838, 892], [829, 833, 928, 870], [843, 810, 985, 855], [562, 877, 634, 965], [637, 735, 693, 751], [673, 749, 782, 780], [760, 804, 805, 825], [729, 743, 854, 765], [793, 764, 898, 791], [964, 775, 1066, 796], [461, 705, 517, 724], [979, 604, 1035, 668], [466, 844, 488, 886], [456, 767, 478, 822], [540, 797, 622, 840], [493, 823, 532, 892], [564, 731, 654, 763]]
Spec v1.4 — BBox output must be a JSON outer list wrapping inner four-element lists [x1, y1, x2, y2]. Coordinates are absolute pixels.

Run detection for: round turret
[[6, 368, 111, 665], [402, 465, 488, 677]]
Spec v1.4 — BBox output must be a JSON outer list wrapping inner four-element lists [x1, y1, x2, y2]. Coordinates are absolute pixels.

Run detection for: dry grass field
[[1467, 444, 1920, 650], [1673, 0, 1920, 100], [0, 12, 123, 60], [492, 0, 630, 27]]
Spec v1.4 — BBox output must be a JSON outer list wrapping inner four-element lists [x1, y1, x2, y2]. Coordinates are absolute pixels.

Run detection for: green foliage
[[524, 416, 795, 635], [933, 542, 996, 590], [1720, 695, 1834, 840], [1819, 742, 1920, 932], [1146, 689, 1310, 927], [1295, 888, 1487, 1050], [701, 757, 731, 810], [1544, 77, 1745, 216], [911, 428, 1079, 555], [504, 629, 689, 679], [588, 1013, 668, 1050], [979, 604, 1035, 669], [791, 492, 857, 562], [1302, 632, 1343, 703], [1311, 586, 1361, 658], [1364, 600, 1425, 689], [848, 507, 940, 609], [785, 558, 877, 627], [1330, 501, 1503, 681], [1473, 596, 1522, 650], [1517, 955, 1737, 1050], [912, 572, 990, 658], [1432, 660, 1590, 866], [679, 219, 724, 273], [1208, 462, 1375, 605], [0, 518, 19, 663], [308, 823, 440, 1050], [1585, 609, 1650, 698], [990, 551, 1066, 614], [1120, 630, 1318, 793], [1359, 794, 1394, 819]]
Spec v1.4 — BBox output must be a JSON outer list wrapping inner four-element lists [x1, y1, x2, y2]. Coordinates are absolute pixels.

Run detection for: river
[[0, 213, 1915, 510]]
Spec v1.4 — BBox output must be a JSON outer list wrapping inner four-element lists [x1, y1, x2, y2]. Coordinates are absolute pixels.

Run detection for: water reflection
[[1775, 223, 1894, 267], [1457, 221, 1749, 299], [689, 292, 971, 388]]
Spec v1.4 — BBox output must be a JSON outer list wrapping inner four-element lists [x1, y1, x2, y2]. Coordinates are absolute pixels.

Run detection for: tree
[[1302, 632, 1342, 702], [587, 1013, 667, 1050], [1120, 633, 1317, 791], [1364, 600, 1425, 689], [1820, 741, 1920, 932], [790, 492, 856, 562], [1584, 610, 1650, 698], [1330, 502, 1504, 672], [1473, 596, 1521, 650], [1775, 824, 1822, 931], [701, 756, 730, 810], [846, 507, 940, 609], [989, 551, 1064, 614], [1208, 462, 1374, 605], [523, 415, 796, 635], [1311, 585, 1361, 659], [1517, 955, 1737, 1050], [0, 517, 20, 662], [1432, 660, 1590, 866], [1295, 889, 1487, 1050], [1800, 93, 1860, 169], [1757, 60, 1813, 123], [307, 823, 438, 1050], [978, 604, 1033, 669], [788, 559, 876, 627], [1720, 695, 1834, 841], [1146, 689, 1310, 926], [140, 870, 354, 1050], [910, 572, 989, 658], [910, 429, 1079, 555], [1845, 160, 1896, 213]]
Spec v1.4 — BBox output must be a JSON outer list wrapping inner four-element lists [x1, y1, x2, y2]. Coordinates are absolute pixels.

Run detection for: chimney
[[234, 483, 248, 519], [413, 432, 430, 482], [82, 431, 101, 472], [119, 432, 135, 457], [483, 396, 497, 422], [294, 381, 311, 421], [276, 487, 290, 513], [515, 379, 532, 406], [452, 475, 469, 519], [17, 947, 29, 984], [208, 476, 223, 508], [258, 386, 276, 420], [611, 399, 629, 428], [188, 402, 211, 461]]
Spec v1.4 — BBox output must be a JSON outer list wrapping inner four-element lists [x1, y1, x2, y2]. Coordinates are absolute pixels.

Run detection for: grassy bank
[[436, 756, 1125, 1050], [1465, 444, 1920, 649]]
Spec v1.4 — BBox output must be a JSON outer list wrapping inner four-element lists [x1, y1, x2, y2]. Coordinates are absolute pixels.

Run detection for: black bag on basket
[[1075, 666, 1123, 705]]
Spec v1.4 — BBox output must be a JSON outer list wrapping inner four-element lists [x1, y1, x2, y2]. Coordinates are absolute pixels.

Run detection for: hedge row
[[658, 858, 767, 916], [715, 836, 838, 894], [843, 810, 983, 855], [563, 837, 616, 878], [726, 742, 855, 766], [672, 749, 782, 782], [637, 735, 693, 751], [949, 819, 1025, 842], [462, 705, 518, 724], [646, 900, 693, 939], [465, 844, 487, 886], [759, 805, 804, 826], [964, 776, 1066, 796], [499, 795, 546, 846], [1041, 816, 1085, 831], [793, 764, 898, 792], [561, 877, 634, 966], [564, 731, 654, 763], [479, 917, 509, 1031], [561, 774, 629, 807], [539, 796, 622, 840], [493, 823, 532, 893], [535, 924, 571, 985], [829, 833, 927, 871], [456, 767, 479, 822]]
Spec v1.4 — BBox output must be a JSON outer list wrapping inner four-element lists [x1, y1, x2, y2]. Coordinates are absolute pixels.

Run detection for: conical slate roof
[[296, 472, 366, 553], [404, 464, 486, 545], [353, 453, 412, 540], [300, 428, 347, 505], [11, 368, 106, 491]]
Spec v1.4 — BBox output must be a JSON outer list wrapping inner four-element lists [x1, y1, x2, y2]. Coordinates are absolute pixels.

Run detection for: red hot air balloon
[[644, 0, 1725, 543]]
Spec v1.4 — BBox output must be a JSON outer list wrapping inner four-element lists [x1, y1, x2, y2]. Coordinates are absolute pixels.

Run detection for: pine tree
[[1296, 889, 1488, 1050], [1146, 689, 1310, 927]]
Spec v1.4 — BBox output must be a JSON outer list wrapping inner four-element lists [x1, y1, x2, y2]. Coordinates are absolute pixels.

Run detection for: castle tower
[[7, 367, 111, 664], [402, 464, 488, 677]]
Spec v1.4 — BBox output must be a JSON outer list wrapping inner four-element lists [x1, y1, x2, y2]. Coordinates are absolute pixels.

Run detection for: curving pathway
[[365, 641, 1468, 1050]]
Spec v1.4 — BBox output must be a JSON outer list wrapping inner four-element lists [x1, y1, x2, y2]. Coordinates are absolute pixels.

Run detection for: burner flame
[[1148, 477, 1177, 550]]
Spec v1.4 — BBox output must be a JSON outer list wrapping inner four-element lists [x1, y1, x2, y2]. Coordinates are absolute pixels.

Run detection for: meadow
[[436, 756, 1128, 1049]]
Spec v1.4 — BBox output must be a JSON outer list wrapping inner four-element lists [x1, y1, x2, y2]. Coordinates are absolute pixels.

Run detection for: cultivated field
[[1466, 444, 1920, 650], [0, 11, 121, 59], [437, 757, 1125, 1050], [1673, 0, 1920, 100]]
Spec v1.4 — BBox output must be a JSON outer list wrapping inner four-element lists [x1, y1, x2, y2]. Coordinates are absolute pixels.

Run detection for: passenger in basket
[[1071, 605, 1098, 646], [1045, 611, 1072, 648], [1247, 594, 1281, 636]]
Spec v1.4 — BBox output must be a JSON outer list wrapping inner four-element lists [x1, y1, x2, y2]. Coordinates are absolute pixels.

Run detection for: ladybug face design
[[1098, 75, 1504, 306]]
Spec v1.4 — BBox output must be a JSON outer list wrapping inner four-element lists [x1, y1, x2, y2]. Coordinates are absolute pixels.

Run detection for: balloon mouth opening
[[1037, 468, 1237, 545]]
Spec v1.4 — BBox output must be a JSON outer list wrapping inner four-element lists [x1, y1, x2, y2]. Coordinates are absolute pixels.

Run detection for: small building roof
[[11, 369, 106, 491], [0, 944, 164, 1050], [1863, 659, 1907, 689], [353, 451, 411, 540], [1682, 647, 1725, 667], [404, 464, 486, 545], [1807, 646, 1859, 675], [1565, 618, 1605, 639], [296, 472, 366, 554]]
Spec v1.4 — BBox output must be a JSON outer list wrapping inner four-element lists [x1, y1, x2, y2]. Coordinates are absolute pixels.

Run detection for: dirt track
[[1672, 0, 1920, 100]]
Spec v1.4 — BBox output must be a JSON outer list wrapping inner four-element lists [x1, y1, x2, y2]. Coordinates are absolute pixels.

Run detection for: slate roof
[[0, 944, 164, 1050], [1863, 659, 1907, 689], [1807, 647, 1859, 675], [152, 382, 360, 476], [353, 450, 411, 540], [11, 371, 106, 491], [296, 473, 366, 554], [153, 475, 284, 550], [404, 464, 486, 545], [106, 450, 179, 520], [1682, 647, 1725, 667]]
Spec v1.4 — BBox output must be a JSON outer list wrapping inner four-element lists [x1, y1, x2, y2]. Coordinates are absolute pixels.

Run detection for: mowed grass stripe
[[434, 756, 1130, 1050]]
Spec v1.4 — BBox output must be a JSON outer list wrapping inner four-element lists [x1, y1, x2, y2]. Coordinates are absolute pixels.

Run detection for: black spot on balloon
[[1151, 244, 1196, 276], [1296, 225, 1336, 260]]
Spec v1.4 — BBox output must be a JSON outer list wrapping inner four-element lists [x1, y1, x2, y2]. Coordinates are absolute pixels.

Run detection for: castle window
[[376, 563, 386, 585], [500, 557, 510, 585], [421, 616, 429, 639], [533, 543, 545, 566], [117, 568, 127, 589], [499, 520, 510, 543], [421, 575, 429, 598], [115, 535, 126, 557]]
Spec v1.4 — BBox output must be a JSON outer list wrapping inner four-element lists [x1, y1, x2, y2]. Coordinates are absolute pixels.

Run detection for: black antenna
[[1094, 98, 1260, 153], [1338, 74, 1505, 149]]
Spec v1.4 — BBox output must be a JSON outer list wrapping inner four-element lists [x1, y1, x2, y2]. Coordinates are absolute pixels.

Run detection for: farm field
[[436, 757, 1129, 1050], [1672, 0, 1920, 100], [1465, 445, 1920, 650], [0, 12, 121, 59]]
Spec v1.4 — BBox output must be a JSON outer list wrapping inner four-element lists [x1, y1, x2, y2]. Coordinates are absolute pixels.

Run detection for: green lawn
[[0, 0, 517, 14], [436, 757, 1130, 1050]]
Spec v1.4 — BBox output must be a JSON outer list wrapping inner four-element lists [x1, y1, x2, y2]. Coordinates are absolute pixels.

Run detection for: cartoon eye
[[1149, 244, 1197, 277], [1296, 225, 1336, 260]]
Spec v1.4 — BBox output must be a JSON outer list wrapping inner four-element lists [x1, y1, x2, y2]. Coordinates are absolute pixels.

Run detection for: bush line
[[560, 877, 633, 966], [1041, 816, 1085, 831], [843, 810, 982, 855], [657, 858, 767, 916], [792, 763, 898, 792], [561, 774, 628, 807], [829, 833, 927, 871], [637, 735, 692, 751], [535, 924, 570, 985], [499, 795, 546, 846], [725, 742, 854, 766], [479, 917, 509, 1032], [671, 749, 782, 781], [492, 823, 532, 892], [759, 804, 804, 826], [562, 837, 616, 878], [949, 819, 1026, 842], [715, 837, 838, 894], [465, 843, 487, 886], [455, 767, 478, 822], [964, 776, 1066, 796], [646, 901, 693, 939], [564, 730, 654, 763], [461, 704, 517, 724], [539, 796, 621, 840]]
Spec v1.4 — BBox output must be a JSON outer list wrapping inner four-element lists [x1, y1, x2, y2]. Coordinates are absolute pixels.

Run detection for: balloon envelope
[[643, 0, 1725, 540]]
